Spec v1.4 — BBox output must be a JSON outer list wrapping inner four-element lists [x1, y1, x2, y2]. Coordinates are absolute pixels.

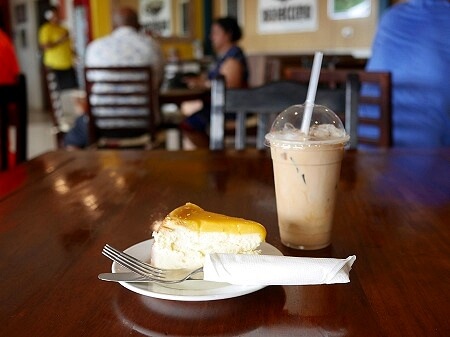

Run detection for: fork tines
[[102, 244, 165, 281]]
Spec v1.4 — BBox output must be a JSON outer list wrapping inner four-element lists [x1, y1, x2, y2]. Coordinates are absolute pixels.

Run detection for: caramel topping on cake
[[165, 203, 266, 240]]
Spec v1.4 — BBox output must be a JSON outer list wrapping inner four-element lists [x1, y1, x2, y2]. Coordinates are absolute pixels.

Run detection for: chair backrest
[[209, 74, 359, 150], [44, 68, 66, 148], [284, 67, 392, 147], [0, 74, 28, 170], [84, 66, 159, 147], [265, 54, 367, 82]]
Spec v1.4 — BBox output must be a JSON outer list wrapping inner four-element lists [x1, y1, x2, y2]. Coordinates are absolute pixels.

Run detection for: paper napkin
[[203, 254, 356, 286]]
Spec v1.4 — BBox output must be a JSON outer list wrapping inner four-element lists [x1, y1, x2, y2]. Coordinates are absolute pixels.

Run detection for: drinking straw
[[300, 51, 324, 135]]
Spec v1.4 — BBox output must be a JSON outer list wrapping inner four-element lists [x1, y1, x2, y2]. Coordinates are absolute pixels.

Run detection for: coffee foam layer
[[266, 123, 349, 148]]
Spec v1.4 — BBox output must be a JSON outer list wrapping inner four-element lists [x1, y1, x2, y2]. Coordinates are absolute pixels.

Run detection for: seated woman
[[181, 16, 249, 148]]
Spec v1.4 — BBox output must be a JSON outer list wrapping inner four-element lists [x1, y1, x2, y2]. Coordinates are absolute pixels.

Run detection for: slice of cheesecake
[[151, 203, 266, 269]]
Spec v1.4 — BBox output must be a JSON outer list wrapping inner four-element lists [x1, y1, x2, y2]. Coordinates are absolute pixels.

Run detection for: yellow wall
[[100, 0, 203, 59], [90, 0, 377, 59], [239, 0, 377, 56], [90, 0, 112, 39], [157, 0, 203, 60]]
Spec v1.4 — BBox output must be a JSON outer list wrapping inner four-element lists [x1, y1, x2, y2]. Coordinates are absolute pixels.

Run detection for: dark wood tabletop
[[0, 148, 449, 337]]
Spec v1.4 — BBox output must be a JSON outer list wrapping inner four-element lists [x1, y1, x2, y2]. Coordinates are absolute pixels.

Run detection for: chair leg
[[1, 106, 9, 170], [15, 104, 27, 163], [165, 128, 181, 151], [56, 132, 66, 149]]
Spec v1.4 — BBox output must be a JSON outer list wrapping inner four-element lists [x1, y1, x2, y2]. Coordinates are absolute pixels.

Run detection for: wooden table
[[159, 88, 209, 106], [0, 148, 449, 336]]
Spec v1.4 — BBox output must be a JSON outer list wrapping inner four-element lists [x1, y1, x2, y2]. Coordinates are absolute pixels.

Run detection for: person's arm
[[39, 26, 69, 50], [184, 58, 245, 90], [220, 58, 244, 88], [42, 33, 69, 50]]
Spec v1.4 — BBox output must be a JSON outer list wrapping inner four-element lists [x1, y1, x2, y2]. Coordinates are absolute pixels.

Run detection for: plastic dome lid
[[265, 104, 349, 148]]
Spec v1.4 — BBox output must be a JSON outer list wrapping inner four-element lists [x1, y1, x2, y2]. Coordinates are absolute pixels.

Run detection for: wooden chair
[[84, 66, 159, 148], [284, 67, 392, 147], [264, 54, 367, 83], [44, 68, 66, 148], [209, 74, 359, 150], [0, 74, 28, 170], [44, 69, 84, 148]]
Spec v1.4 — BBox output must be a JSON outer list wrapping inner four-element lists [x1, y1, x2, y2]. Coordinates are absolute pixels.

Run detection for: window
[[221, 0, 243, 25]]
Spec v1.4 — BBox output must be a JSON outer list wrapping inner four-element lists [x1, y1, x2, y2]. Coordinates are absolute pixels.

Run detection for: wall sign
[[139, 0, 172, 36], [328, 0, 371, 20], [258, 0, 318, 34]]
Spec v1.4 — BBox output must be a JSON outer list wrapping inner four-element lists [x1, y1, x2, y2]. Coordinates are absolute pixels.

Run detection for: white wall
[[10, 0, 42, 110]]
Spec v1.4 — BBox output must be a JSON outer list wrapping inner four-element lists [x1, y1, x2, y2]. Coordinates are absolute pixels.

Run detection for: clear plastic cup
[[265, 104, 349, 250]]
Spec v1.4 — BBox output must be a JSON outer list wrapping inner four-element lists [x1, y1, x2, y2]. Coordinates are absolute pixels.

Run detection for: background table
[[0, 148, 449, 336], [159, 88, 209, 106]]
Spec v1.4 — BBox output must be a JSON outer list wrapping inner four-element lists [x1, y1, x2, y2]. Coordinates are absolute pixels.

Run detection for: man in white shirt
[[64, 7, 164, 149], [85, 7, 163, 84]]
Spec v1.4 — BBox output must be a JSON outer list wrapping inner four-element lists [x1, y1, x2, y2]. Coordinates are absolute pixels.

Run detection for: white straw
[[300, 51, 323, 135]]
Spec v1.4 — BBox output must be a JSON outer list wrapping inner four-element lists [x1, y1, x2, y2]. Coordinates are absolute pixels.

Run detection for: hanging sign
[[258, 0, 318, 34], [139, 0, 172, 36]]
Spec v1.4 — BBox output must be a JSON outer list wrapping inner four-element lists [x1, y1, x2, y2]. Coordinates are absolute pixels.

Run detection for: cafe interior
[[0, 0, 449, 336]]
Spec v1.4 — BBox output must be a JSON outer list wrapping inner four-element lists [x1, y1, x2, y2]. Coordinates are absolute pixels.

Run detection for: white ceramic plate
[[112, 239, 283, 301]]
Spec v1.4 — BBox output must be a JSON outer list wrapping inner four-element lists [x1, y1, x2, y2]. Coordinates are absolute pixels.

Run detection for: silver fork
[[102, 244, 203, 284]]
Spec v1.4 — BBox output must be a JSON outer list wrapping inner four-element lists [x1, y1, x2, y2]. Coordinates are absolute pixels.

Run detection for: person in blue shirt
[[206, 17, 248, 88], [181, 17, 249, 148], [361, 0, 450, 147]]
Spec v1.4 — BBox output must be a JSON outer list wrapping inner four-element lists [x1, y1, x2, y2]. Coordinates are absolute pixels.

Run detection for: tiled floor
[[21, 109, 188, 160], [27, 109, 57, 159]]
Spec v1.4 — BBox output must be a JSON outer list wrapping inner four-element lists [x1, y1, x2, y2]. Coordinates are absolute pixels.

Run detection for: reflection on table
[[0, 148, 449, 336]]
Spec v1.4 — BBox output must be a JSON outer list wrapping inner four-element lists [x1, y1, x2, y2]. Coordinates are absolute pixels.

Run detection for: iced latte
[[266, 104, 349, 250]]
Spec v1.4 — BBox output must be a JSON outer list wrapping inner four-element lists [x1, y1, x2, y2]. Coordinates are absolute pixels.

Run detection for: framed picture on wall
[[328, 0, 371, 20], [139, 0, 173, 37], [258, 0, 318, 34]]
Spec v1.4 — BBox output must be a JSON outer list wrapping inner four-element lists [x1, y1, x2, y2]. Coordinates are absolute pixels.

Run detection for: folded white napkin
[[203, 254, 356, 286]]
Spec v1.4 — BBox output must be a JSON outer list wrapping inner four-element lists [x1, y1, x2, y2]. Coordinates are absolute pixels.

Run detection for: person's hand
[[183, 75, 202, 89]]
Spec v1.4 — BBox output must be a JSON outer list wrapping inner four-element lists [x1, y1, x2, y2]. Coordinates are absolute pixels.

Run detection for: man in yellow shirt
[[39, 6, 77, 90]]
